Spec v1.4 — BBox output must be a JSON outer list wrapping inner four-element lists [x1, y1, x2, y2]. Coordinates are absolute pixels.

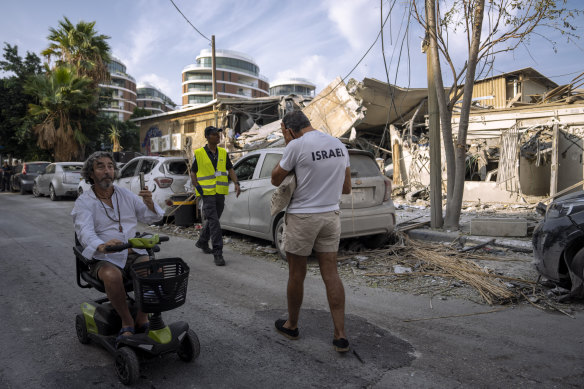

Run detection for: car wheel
[[567, 247, 584, 298], [364, 233, 389, 249], [49, 185, 60, 201], [274, 216, 287, 261], [32, 183, 41, 197]]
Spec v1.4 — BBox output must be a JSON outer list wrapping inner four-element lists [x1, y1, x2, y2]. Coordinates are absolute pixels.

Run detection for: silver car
[[33, 162, 83, 200], [219, 147, 396, 257]]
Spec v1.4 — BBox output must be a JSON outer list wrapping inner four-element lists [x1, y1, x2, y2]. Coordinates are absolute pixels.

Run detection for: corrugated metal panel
[[472, 77, 506, 108]]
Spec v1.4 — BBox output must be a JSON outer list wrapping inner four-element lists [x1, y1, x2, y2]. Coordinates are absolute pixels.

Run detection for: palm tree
[[108, 123, 122, 152], [25, 65, 96, 161], [41, 17, 111, 85]]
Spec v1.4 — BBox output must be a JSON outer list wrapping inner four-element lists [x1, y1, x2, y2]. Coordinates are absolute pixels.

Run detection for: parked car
[[10, 161, 50, 194], [79, 156, 190, 216], [212, 147, 396, 258], [533, 190, 584, 298], [33, 162, 83, 200]]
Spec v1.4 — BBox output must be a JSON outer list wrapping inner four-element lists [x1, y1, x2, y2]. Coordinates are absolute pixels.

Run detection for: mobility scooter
[[74, 233, 200, 385]]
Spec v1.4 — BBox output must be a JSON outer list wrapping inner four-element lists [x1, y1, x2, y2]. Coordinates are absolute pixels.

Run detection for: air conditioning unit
[[171, 133, 182, 150], [150, 137, 160, 153], [160, 135, 171, 151]]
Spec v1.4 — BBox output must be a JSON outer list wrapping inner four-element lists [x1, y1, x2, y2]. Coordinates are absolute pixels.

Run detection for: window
[[259, 153, 282, 178], [166, 160, 189, 175], [234, 155, 260, 181], [45, 164, 56, 174], [62, 164, 82, 172], [120, 160, 140, 178], [349, 154, 381, 178], [139, 159, 157, 174]]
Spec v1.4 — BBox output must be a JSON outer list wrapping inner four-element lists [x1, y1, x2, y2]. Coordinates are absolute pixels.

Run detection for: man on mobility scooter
[[72, 152, 199, 385], [72, 151, 164, 342]]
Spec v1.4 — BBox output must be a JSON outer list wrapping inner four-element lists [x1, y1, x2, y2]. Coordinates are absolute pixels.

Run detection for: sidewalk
[[395, 200, 540, 253]]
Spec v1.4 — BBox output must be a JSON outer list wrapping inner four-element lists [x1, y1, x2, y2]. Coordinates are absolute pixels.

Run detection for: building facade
[[269, 77, 316, 97], [182, 49, 269, 107], [100, 57, 137, 121], [136, 82, 177, 115]]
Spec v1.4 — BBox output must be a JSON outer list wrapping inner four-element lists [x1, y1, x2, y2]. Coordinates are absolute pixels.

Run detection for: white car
[[218, 147, 396, 258], [33, 162, 84, 200], [78, 156, 191, 216]]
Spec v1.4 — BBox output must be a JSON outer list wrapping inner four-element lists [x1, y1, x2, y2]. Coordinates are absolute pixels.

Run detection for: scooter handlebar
[[104, 243, 133, 252]]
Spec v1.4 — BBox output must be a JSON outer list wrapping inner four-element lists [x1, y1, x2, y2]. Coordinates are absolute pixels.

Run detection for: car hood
[[552, 190, 584, 206]]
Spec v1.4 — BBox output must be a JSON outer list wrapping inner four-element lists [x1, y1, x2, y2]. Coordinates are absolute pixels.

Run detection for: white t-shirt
[[279, 130, 350, 213]]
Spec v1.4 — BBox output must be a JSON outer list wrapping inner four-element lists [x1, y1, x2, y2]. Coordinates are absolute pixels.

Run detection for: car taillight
[[383, 176, 392, 202], [22, 163, 27, 175], [154, 177, 173, 188]]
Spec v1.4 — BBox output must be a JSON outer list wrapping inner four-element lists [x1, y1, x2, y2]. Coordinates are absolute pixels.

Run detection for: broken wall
[[557, 125, 584, 193]]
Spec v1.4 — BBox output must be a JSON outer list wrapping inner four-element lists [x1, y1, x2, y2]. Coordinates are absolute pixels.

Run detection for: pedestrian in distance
[[2, 162, 13, 192], [271, 110, 352, 353], [191, 126, 241, 266], [71, 151, 164, 344]]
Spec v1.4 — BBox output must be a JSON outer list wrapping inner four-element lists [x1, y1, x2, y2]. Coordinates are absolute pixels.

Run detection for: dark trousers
[[198, 194, 225, 255]]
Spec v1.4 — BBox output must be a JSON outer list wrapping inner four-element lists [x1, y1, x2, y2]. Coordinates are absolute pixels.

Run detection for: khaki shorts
[[89, 252, 147, 280], [284, 211, 341, 256]]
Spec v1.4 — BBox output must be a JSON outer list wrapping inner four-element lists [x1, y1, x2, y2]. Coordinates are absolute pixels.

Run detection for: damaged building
[[133, 67, 584, 204]]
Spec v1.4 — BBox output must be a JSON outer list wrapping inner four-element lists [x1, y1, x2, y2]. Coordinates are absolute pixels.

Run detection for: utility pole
[[211, 35, 218, 127], [425, 0, 443, 228]]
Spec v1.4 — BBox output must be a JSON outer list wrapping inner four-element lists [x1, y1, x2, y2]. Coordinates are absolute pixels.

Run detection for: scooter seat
[[74, 245, 134, 293]]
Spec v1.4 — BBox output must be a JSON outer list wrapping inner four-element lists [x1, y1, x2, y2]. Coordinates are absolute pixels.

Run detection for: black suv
[[10, 161, 50, 194]]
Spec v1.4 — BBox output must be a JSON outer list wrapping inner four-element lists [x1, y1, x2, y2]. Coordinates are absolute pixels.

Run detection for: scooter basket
[[131, 257, 190, 313]]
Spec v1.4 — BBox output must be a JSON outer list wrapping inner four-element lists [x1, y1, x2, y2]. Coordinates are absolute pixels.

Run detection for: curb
[[405, 228, 533, 253]]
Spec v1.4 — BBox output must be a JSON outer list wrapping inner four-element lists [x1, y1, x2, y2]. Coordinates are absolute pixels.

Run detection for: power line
[[169, 0, 211, 42]]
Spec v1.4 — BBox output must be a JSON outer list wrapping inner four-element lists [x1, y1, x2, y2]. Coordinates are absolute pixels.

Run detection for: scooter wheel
[[177, 329, 201, 362], [114, 347, 139, 385], [75, 314, 89, 344]]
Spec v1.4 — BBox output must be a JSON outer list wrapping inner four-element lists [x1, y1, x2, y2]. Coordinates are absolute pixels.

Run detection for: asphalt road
[[0, 191, 583, 388]]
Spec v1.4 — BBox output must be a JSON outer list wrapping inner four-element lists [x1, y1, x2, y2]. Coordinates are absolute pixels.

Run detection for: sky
[[2, 0, 583, 106]]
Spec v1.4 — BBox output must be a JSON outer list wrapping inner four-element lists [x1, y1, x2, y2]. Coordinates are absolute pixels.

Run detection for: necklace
[[95, 187, 123, 232]]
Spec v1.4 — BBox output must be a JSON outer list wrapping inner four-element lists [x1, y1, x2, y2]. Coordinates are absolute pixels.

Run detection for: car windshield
[[166, 160, 188, 175], [27, 163, 49, 173], [348, 154, 381, 178], [62, 165, 82, 172]]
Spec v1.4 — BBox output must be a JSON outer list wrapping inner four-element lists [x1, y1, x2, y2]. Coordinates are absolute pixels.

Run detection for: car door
[[220, 153, 261, 230], [116, 159, 140, 191], [247, 152, 283, 235], [38, 164, 55, 194]]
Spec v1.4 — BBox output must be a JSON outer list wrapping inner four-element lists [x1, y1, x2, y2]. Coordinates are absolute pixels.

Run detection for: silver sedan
[[33, 162, 83, 200]]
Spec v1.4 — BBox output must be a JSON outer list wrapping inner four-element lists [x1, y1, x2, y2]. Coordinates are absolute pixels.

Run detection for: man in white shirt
[[72, 152, 164, 343], [271, 110, 352, 353]]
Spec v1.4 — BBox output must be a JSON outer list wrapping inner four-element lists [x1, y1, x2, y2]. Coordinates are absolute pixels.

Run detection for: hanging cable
[[169, 0, 211, 42]]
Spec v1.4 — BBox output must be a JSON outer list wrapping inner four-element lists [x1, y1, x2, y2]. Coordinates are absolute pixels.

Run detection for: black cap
[[204, 126, 223, 137]]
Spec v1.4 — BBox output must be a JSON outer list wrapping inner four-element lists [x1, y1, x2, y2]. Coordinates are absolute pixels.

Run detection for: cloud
[[323, 0, 379, 51], [138, 73, 175, 102], [274, 54, 331, 91]]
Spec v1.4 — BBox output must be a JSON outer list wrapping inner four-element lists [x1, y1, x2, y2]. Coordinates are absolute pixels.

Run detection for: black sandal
[[275, 319, 299, 340]]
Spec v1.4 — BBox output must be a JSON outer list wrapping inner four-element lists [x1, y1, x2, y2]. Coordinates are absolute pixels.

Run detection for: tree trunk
[[427, 0, 454, 223], [443, 0, 485, 229]]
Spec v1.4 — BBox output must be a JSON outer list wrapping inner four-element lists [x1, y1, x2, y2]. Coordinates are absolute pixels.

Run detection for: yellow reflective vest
[[194, 147, 229, 196]]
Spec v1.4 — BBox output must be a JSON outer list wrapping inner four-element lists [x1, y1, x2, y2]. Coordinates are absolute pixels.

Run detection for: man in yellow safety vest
[[191, 126, 240, 266]]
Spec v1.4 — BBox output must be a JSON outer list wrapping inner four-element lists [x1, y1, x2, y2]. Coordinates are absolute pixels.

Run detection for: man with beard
[[72, 151, 164, 343]]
